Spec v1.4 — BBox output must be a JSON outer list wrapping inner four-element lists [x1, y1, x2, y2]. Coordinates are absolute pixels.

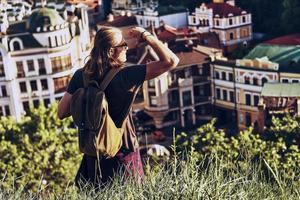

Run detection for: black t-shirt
[[67, 64, 146, 151]]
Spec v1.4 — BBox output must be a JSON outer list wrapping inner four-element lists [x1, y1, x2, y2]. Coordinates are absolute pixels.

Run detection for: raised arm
[[130, 27, 179, 80]]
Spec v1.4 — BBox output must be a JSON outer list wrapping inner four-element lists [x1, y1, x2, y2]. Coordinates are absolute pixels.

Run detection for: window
[[222, 90, 227, 101], [282, 79, 289, 83], [51, 55, 72, 73], [0, 107, 3, 116], [149, 91, 157, 106], [41, 79, 48, 90], [242, 16, 246, 23], [245, 112, 251, 126], [228, 73, 233, 81], [222, 72, 226, 80], [16, 61, 25, 77], [253, 77, 259, 85], [216, 88, 221, 99], [182, 91, 192, 106], [19, 82, 27, 93], [292, 80, 299, 83], [27, 60, 34, 72], [245, 94, 251, 105], [0, 63, 5, 77], [216, 20, 219, 26], [229, 91, 234, 103], [230, 32, 234, 40], [4, 105, 10, 115], [262, 77, 268, 86], [1, 86, 7, 97], [53, 76, 69, 93], [184, 69, 191, 78], [254, 95, 259, 106], [148, 79, 155, 88], [23, 101, 30, 113], [33, 99, 39, 108], [38, 58, 46, 75], [30, 80, 38, 91], [13, 41, 21, 50], [229, 18, 233, 25], [215, 71, 220, 79], [43, 98, 50, 107], [244, 76, 250, 84]]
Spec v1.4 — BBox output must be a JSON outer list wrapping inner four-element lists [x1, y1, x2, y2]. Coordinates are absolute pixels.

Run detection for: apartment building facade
[[188, 0, 252, 52], [0, 3, 90, 120]]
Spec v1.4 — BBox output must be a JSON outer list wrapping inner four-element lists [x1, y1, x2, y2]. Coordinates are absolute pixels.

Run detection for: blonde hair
[[84, 26, 123, 80]]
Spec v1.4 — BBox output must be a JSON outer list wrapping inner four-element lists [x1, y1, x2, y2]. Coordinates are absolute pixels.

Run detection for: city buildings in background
[[211, 33, 300, 131], [0, 1, 90, 120], [0, 0, 299, 135], [188, 0, 252, 53]]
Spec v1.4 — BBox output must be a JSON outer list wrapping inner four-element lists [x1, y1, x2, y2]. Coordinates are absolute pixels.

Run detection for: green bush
[[0, 103, 81, 192], [176, 117, 300, 186]]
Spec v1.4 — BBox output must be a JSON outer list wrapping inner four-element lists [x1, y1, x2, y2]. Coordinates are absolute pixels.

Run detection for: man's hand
[[130, 27, 148, 41]]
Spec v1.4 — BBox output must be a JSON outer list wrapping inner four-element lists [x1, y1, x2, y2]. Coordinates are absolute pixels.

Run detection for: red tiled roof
[[176, 50, 208, 67], [156, 25, 197, 41], [264, 34, 300, 46], [207, 2, 243, 17]]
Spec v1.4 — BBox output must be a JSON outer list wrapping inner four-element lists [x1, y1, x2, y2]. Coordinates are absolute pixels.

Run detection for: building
[[0, 3, 90, 120], [211, 33, 300, 131], [66, 0, 107, 25], [136, 5, 188, 29], [137, 25, 220, 129], [188, 0, 252, 53], [111, 0, 158, 15]]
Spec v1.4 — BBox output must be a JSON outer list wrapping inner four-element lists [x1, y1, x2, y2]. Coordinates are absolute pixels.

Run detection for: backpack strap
[[99, 68, 121, 91]]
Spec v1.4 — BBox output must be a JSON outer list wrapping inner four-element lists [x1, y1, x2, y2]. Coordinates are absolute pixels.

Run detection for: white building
[[136, 5, 188, 29], [0, 3, 90, 120], [188, 0, 252, 52], [112, 0, 158, 15]]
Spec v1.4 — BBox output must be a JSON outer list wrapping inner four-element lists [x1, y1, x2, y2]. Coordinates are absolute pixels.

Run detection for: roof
[[261, 83, 300, 97], [176, 50, 208, 68], [26, 7, 65, 32], [206, 2, 243, 17], [264, 33, 300, 46], [244, 43, 300, 73], [7, 20, 27, 34]]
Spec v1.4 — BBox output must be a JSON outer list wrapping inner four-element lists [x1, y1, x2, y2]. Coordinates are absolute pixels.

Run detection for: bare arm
[[131, 27, 179, 80], [57, 92, 72, 119]]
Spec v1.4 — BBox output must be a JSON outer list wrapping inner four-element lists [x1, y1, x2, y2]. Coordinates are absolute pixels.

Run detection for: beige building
[[0, 3, 90, 120], [211, 34, 300, 131]]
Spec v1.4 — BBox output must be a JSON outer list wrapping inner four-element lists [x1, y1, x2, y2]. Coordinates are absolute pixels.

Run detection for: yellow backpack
[[70, 68, 126, 158]]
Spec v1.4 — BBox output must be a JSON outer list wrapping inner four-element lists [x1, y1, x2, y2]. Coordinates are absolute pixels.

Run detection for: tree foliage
[[176, 116, 300, 184], [0, 103, 81, 193]]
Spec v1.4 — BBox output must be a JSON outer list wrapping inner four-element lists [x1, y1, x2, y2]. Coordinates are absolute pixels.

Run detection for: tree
[[281, 0, 300, 34], [0, 103, 81, 192]]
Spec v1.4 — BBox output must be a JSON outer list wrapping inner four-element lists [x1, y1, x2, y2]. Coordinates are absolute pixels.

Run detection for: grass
[[0, 151, 299, 200]]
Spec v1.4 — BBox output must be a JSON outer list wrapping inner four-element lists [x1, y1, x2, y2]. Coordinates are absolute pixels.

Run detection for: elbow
[[57, 111, 64, 120]]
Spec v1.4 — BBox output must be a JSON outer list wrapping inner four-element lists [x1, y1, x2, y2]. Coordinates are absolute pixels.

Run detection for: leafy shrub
[[0, 103, 81, 192]]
